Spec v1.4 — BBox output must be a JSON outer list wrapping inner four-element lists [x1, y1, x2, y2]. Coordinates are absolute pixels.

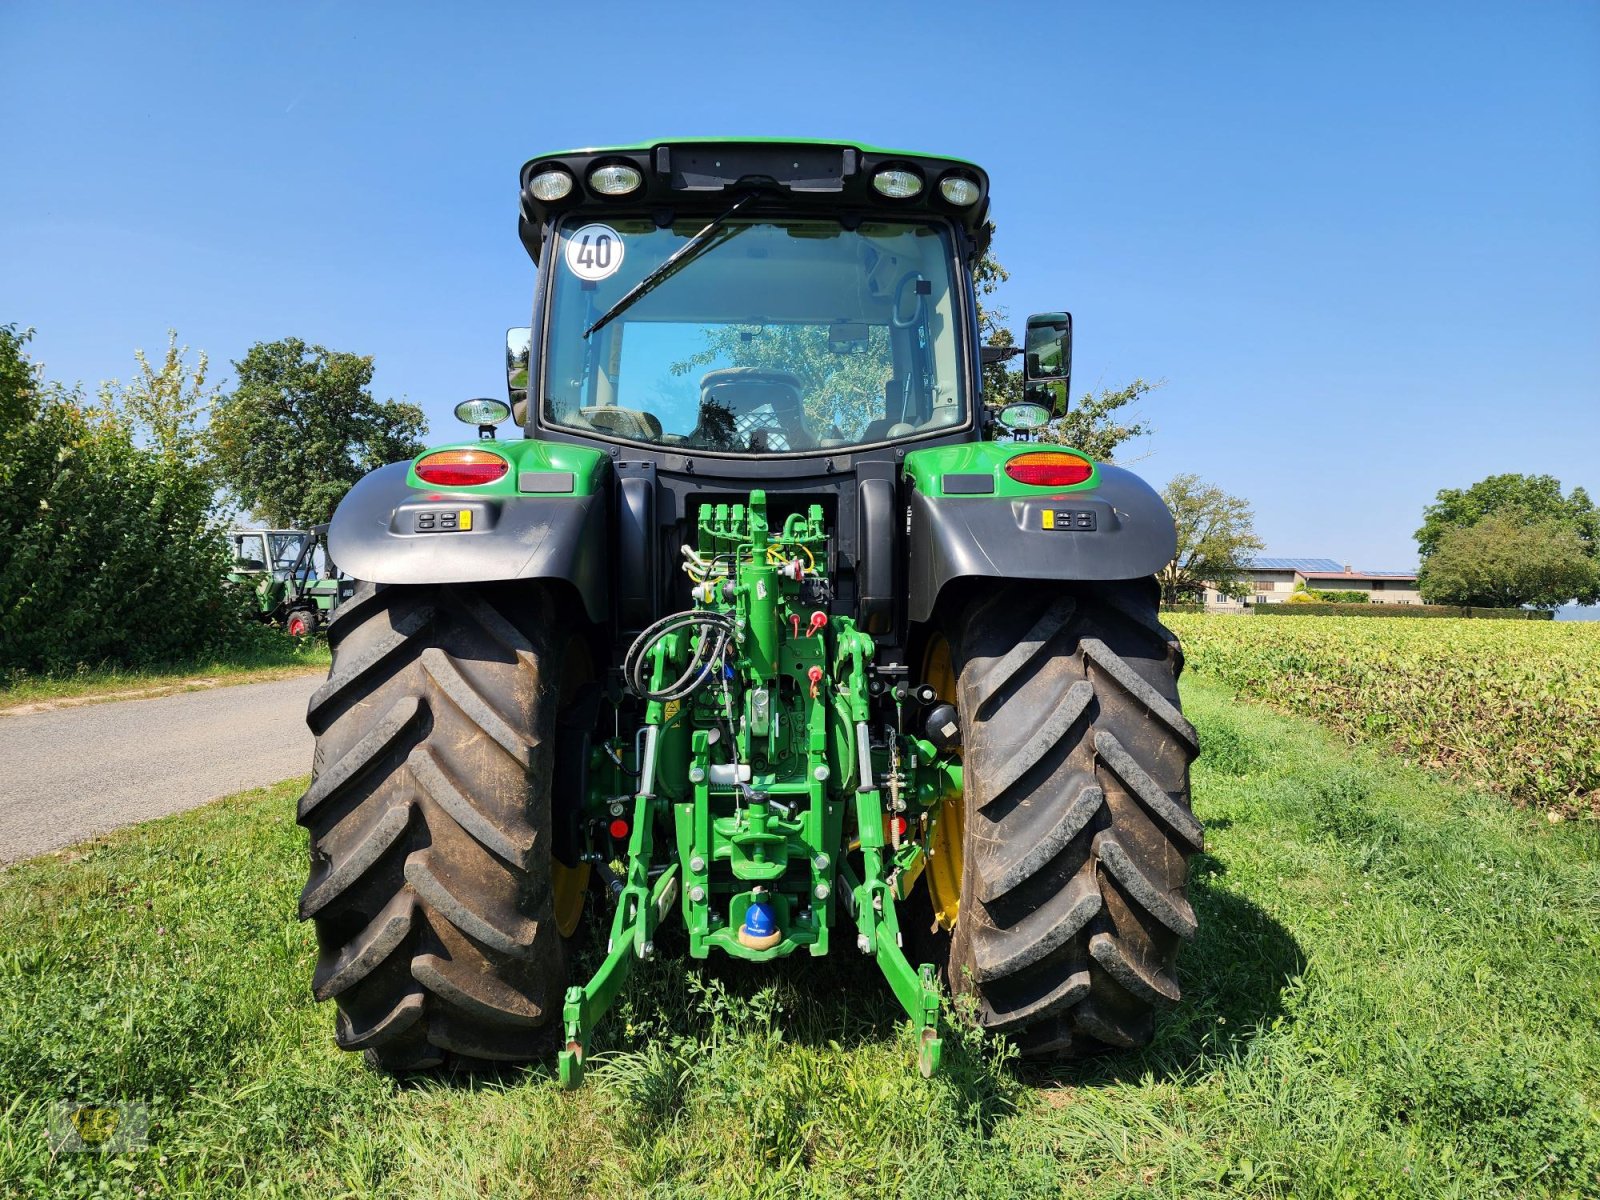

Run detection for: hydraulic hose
[[622, 609, 737, 702]]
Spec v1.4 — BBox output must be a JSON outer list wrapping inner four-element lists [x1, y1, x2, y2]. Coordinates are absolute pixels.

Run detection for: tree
[[0, 324, 39, 430], [973, 232, 1021, 407], [1, 331, 256, 672], [209, 338, 426, 528], [1416, 473, 1598, 561], [1418, 514, 1599, 609], [1157, 474, 1264, 605], [1041, 378, 1158, 462], [972, 228, 1157, 461]]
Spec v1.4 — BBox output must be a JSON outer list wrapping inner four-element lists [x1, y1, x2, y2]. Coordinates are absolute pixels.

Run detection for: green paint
[[903, 442, 1102, 498], [403, 438, 608, 496], [559, 490, 960, 1084]]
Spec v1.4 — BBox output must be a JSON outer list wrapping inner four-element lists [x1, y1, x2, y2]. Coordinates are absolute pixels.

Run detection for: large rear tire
[[942, 580, 1202, 1054], [297, 580, 580, 1070]]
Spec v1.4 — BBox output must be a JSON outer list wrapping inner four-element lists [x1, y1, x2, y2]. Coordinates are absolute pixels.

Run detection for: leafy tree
[[1, 331, 257, 672], [1040, 378, 1158, 462], [1157, 474, 1264, 605], [972, 231, 1157, 461], [210, 338, 426, 528], [0, 324, 39, 430], [1418, 514, 1599, 609], [973, 234, 1021, 407], [1416, 473, 1598, 560]]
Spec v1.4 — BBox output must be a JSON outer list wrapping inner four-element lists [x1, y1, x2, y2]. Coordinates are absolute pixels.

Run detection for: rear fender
[[326, 441, 611, 623], [903, 444, 1175, 623]]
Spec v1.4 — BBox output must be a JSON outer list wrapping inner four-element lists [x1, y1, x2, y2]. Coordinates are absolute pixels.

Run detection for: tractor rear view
[[300, 141, 1200, 1084]]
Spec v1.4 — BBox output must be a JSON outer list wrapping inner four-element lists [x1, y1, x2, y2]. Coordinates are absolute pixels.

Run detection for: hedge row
[[1255, 602, 1553, 620], [1, 327, 265, 673]]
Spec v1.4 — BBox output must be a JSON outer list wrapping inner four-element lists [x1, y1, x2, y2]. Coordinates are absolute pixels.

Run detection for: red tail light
[[608, 818, 630, 840], [414, 449, 509, 487], [1003, 451, 1094, 487]]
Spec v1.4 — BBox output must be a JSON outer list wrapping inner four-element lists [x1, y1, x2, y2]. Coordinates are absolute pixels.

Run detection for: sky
[[4, 1, 1597, 574]]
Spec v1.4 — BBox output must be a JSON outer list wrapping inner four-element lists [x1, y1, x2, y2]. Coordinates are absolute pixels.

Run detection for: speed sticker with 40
[[565, 224, 624, 282]]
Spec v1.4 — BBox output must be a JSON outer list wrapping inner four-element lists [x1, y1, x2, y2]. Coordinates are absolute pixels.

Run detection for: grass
[[0, 639, 330, 711], [1, 678, 1597, 1197]]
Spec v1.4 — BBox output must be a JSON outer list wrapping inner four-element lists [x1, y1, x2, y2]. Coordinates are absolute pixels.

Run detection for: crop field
[[1166, 614, 1600, 817], [2, 677, 1597, 1198]]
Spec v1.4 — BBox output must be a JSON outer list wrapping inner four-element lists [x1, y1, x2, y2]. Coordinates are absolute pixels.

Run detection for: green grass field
[[0, 639, 330, 711], [2, 678, 1597, 1198]]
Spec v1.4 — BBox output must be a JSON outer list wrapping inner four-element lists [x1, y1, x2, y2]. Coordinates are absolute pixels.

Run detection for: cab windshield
[[540, 216, 969, 454]]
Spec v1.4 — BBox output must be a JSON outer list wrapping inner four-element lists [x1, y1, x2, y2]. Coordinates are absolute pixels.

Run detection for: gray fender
[[326, 462, 609, 623], [907, 462, 1175, 623]]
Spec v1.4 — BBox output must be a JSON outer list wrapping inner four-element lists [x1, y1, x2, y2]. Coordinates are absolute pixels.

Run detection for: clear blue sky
[[4, 1, 1597, 572]]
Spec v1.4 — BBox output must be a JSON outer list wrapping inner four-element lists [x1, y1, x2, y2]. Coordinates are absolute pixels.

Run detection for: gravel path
[[0, 674, 320, 863]]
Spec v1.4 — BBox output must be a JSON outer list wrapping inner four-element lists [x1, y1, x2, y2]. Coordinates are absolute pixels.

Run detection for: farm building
[[1199, 557, 1420, 611]]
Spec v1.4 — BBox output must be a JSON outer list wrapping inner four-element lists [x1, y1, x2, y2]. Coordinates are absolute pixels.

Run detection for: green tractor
[[228, 525, 350, 637], [302, 141, 1201, 1084]]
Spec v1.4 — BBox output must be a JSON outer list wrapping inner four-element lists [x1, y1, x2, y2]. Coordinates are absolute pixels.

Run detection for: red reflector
[[1003, 451, 1094, 487], [414, 449, 509, 487], [608, 818, 630, 840]]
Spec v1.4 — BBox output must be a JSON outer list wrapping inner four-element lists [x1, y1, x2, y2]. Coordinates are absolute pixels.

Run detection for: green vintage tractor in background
[[301, 140, 1201, 1084], [228, 525, 351, 636]]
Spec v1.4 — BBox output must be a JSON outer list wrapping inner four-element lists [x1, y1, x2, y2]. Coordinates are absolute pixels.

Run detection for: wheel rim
[[289, 614, 307, 636], [552, 636, 592, 938], [923, 635, 962, 932]]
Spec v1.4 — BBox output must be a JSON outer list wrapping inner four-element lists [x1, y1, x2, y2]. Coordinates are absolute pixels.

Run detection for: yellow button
[[458, 509, 473, 531], [1041, 509, 1055, 530]]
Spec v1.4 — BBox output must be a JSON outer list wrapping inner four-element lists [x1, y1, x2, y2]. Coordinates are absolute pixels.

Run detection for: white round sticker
[[564, 223, 624, 282]]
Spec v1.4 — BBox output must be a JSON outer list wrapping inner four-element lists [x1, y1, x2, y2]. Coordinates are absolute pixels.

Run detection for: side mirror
[[1023, 312, 1072, 414], [506, 326, 531, 417]]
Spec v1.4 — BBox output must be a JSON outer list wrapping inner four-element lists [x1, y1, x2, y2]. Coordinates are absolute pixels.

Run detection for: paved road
[[0, 674, 320, 864]]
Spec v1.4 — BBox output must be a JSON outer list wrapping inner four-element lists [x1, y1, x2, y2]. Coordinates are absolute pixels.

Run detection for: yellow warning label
[[458, 509, 473, 531], [663, 699, 681, 722], [1040, 509, 1055, 530]]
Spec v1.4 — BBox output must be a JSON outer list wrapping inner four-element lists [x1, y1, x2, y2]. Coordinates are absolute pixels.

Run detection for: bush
[[0, 328, 259, 672], [1254, 602, 1551, 620], [1309, 588, 1369, 603]]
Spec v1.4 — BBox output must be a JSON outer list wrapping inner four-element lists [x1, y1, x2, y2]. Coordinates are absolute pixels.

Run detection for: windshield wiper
[[581, 193, 759, 340]]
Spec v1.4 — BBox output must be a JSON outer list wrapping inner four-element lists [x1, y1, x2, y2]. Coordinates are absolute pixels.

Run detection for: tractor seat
[[695, 368, 816, 451]]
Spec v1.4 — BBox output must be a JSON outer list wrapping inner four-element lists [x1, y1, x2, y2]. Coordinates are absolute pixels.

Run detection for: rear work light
[[1003, 451, 1094, 487], [414, 449, 509, 487]]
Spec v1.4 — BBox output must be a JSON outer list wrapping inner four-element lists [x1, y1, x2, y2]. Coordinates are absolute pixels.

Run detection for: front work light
[[414, 448, 509, 487], [1003, 451, 1094, 487], [871, 167, 922, 199], [938, 173, 981, 206], [529, 168, 575, 201], [589, 163, 643, 196]]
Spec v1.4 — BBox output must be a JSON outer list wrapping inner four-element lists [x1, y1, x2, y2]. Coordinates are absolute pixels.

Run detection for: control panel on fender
[[1040, 509, 1097, 532]]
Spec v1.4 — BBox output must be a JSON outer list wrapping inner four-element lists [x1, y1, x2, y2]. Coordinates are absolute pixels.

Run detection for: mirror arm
[[980, 345, 1023, 367]]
